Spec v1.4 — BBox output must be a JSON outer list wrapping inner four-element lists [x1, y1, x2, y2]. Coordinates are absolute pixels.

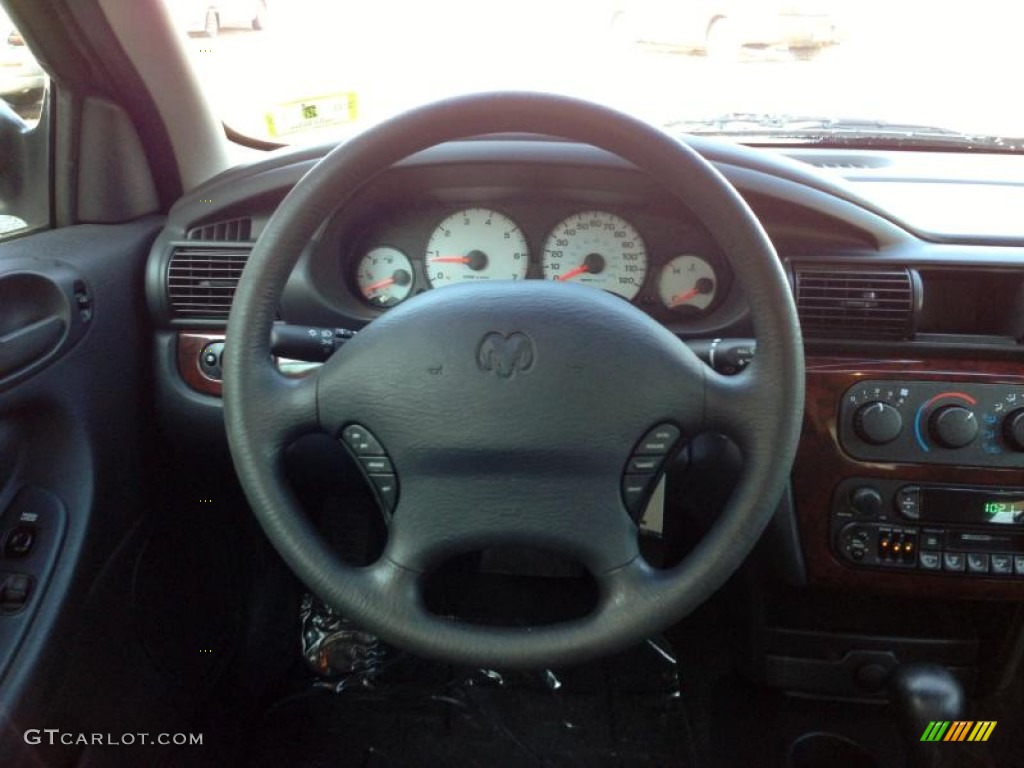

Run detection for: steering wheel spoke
[[242, 365, 322, 452], [701, 362, 772, 453]]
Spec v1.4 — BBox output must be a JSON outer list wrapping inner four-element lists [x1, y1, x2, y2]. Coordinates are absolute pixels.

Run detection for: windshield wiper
[[669, 114, 1024, 152]]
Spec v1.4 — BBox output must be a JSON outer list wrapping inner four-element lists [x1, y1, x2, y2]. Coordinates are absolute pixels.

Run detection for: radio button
[[920, 530, 944, 550], [990, 554, 1013, 576], [878, 533, 892, 558], [919, 551, 942, 571], [635, 424, 681, 456], [342, 425, 385, 456], [895, 487, 921, 521], [967, 553, 990, 574], [849, 486, 883, 518], [1014, 556, 1024, 576], [942, 552, 966, 572]]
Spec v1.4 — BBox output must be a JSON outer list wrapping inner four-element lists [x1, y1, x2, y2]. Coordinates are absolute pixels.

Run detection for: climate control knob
[[1003, 409, 1024, 452], [853, 402, 903, 445], [930, 405, 978, 449]]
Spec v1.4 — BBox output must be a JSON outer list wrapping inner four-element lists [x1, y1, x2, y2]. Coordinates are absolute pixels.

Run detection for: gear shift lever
[[888, 663, 965, 768]]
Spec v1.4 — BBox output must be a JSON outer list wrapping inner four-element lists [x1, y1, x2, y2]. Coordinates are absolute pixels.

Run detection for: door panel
[[0, 218, 162, 766]]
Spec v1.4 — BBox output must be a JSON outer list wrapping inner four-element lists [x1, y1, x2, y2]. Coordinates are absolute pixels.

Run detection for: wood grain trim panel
[[177, 332, 224, 397], [795, 356, 1024, 599]]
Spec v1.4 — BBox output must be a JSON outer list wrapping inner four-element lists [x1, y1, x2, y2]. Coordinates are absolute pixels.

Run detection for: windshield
[[163, 0, 1024, 148]]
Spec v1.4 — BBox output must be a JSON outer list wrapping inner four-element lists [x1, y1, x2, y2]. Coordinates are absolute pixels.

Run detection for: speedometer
[[425, 208, 529, 287], [541, 211, 647, 300]]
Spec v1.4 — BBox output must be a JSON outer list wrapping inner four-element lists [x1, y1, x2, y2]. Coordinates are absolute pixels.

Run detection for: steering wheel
[[223, 92, 804, 669]]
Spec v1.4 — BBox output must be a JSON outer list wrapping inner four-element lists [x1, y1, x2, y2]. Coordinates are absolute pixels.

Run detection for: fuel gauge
[[658, 255, 717, 313], [356, 247, 414, 308]]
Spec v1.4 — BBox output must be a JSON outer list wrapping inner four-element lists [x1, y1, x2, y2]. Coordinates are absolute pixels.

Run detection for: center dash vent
[[794, 266, 915, 340], [186, 216, 253, 242], [167, 245, 251, 320], [791, 153, 892, 171]]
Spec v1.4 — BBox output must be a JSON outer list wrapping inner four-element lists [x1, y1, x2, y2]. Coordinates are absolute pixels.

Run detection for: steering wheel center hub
[[318, 281, 706, 476]]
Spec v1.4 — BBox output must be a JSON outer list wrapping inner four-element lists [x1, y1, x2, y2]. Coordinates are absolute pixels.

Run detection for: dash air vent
[[791, 153, 892, 171], [794, 266, 915, 340], [167, 245, 250, 319], [186, 216, 253, 242]]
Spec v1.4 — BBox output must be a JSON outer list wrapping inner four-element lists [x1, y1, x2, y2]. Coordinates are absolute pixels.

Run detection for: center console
[[829, 378, 1024, 581], [794, 358, 1024, 598]]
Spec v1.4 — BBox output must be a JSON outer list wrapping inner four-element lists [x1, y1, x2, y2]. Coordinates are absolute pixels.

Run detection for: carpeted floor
[[243, 640, 699, 768]]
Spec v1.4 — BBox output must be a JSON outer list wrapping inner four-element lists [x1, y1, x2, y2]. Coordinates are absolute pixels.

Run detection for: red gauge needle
[[430, 256, 470, 264], [558, 264, 590, 282], [363, 277, 395, 297], [670, 287, 701, 307]]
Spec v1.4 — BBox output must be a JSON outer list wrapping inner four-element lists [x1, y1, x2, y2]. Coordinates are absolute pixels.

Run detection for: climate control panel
[[838, 381, 1024, 468]]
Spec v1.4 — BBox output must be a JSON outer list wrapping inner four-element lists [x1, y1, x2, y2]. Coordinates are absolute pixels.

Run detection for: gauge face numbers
[[658, 255, 717, 313], [356, 247, 414, 307], [425, 208, 529, 287], [541, 211, 647, 300]]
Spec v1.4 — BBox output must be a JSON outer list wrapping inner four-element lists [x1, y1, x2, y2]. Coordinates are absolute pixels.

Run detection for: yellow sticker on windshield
[[265, 93, 358, 138]]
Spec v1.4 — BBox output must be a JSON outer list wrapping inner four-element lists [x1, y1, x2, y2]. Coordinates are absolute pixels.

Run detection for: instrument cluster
[[348, 204, 734, 328]]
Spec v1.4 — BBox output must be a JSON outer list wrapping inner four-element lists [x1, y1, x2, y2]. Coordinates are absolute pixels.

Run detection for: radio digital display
[[920, 488, 1024, 526], [983, 499, 1024, 524]]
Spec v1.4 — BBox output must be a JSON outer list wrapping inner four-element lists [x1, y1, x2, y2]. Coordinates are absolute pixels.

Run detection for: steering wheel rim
[[223, 92, 804, 669]]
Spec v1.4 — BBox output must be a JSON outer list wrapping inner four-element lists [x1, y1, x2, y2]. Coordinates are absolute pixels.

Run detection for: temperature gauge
[[356, 247, 414, 307], [658, 255, 717, 312]]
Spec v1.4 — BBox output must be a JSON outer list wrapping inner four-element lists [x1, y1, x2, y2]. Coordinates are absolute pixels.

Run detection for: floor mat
[[244, 640, 699, 768]]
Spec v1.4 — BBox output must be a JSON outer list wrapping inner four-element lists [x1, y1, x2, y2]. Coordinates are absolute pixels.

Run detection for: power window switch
[[0, 574, 32, 610]]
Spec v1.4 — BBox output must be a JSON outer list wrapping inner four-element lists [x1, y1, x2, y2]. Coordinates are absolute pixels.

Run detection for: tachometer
[[657, 254, 717, 313], [425, 208, 529, 287], [356, 246, 414, 307], [541, 211, 647, 300]]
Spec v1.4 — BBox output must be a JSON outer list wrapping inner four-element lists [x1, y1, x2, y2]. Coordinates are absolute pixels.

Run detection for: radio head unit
[[831, 479, 1024, 578]]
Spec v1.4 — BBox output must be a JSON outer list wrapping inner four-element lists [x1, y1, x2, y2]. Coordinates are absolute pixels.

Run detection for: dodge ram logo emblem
[[476, 332, 535, 378]]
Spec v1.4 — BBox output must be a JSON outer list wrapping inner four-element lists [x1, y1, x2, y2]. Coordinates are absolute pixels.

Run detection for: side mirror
[[0, 91, 47, 234]]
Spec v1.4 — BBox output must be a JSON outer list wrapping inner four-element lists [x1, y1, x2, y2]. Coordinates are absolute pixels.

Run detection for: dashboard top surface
[[148, 136, 1024, 349]]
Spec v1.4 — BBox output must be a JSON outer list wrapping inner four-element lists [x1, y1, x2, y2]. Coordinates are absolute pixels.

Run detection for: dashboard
[[145, 134, 1024, 602]]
